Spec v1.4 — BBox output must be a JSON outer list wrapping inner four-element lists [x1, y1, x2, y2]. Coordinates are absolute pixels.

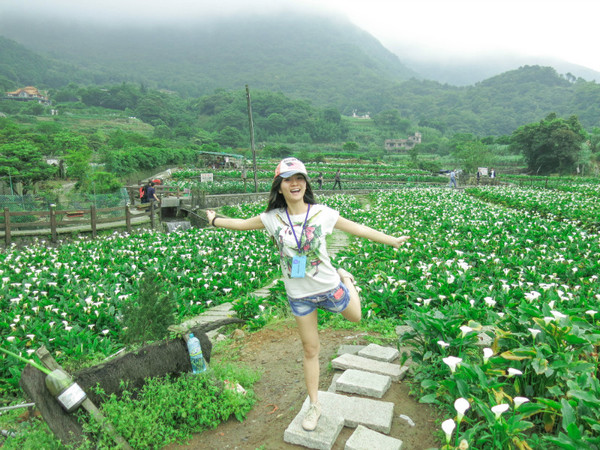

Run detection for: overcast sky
[[2, 0, 599, 72]]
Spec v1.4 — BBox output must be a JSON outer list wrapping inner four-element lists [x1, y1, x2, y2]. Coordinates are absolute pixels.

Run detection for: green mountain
[[0, 13, 418, 111], [0, 36, 122, 91], [1, 13, 600, 137]]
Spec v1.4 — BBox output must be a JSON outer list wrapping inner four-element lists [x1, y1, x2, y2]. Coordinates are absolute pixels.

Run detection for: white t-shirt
[[260, 204, 341, 298]]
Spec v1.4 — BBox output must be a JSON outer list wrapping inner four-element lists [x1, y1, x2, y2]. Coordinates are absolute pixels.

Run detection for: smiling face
[[279, 174, 307, 203]]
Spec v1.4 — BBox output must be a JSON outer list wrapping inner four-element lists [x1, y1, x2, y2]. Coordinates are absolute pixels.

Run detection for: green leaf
[[561, 398, 576, 433], [566, 422, 581, 441], [421, 379, 437, 389], [419, 394, 438, 404], [567, 389, 600, 406], [536, 397, 562, 411]]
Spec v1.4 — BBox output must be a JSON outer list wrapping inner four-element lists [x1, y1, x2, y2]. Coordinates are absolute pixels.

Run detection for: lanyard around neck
[[285, 204, 311, 252]]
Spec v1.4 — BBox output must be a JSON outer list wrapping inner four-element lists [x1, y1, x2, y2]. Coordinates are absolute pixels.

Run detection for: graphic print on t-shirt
[[274, 210, 324, 278]]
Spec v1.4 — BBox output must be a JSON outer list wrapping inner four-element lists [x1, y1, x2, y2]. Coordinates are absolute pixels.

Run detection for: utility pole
[[246, 85, 258, 193], [8, 168, 14, 195]]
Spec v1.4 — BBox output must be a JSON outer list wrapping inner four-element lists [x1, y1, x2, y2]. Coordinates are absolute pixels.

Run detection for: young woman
[[206, 157, 409, 431]]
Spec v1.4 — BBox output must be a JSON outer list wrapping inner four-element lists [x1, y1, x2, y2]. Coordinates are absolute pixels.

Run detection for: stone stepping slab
[[332, 353, 404, 381], [358, 343, 400, 362], [180, 302, 235, 328], [284, 410, 344, 450], [335, 369, 391, 399], [284, 391, 395, 449], [345, 425, 404, 450]]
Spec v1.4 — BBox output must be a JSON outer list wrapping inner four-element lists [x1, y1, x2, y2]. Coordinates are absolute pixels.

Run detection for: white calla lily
[[483, 347, 493, 363], [491, 403, 509, 420], [443, 356, 463, 373], [454, 397, 470, 423], [513, 397, 530, 409], [441, 418, 456, 443], [437, 340, 450, 348], [459, 325, 473, 337]]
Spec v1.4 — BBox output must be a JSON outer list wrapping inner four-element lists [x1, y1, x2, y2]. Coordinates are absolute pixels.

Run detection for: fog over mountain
[[393, 49, 600, 86], [2, 5, 599, 91]]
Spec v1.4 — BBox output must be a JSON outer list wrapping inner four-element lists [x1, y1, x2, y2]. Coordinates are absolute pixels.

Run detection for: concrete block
[[398, 366, 409, 381], [358, 343, 400, 362], [160, 197, 180, 207], [328, 372, 342, 392], [284, 405, 344, 450], [345, 425, 403, 450], [338, 344, 366, 356], [335, 369, 391, 398], [304, 391, 394, 434], [332, 353, 403, 381]]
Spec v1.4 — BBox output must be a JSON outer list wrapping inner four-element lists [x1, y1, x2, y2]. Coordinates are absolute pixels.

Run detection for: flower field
[[0, 227, 278, 392], [2, 184, 600, 448], [336, 188, 600, 448], [168, 162, 444, 194]]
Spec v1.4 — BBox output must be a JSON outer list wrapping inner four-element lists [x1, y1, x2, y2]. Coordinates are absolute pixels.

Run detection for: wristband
[[211, 216, 218, 227]]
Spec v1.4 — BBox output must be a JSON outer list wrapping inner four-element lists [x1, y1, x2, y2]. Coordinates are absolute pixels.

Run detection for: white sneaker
[[302, 402, 321, 431]]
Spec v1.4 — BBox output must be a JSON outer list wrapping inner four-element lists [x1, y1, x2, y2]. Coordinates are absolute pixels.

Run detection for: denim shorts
[[288, 283, 351, 317]]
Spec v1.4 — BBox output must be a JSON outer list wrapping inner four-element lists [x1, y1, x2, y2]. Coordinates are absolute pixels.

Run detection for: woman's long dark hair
[[265, 175, 316, 212]]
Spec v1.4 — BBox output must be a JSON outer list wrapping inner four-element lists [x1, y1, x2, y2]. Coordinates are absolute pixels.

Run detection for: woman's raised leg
[[338, 268, 361, 322]]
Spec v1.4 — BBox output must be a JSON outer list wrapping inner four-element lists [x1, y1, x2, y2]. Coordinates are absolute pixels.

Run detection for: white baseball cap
[[274, 157, 308, 179]]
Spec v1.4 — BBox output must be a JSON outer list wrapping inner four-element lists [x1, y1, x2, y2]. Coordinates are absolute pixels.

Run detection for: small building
[[385, 132, 422, 152], [351, 110, 371, 119], [5, 86, 50, 105]]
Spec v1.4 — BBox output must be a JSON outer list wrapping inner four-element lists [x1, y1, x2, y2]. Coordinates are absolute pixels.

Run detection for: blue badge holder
[[291, 255, 307, 278]]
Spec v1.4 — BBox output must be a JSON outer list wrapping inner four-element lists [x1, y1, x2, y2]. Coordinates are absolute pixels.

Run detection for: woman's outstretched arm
[[206, 210, 265, 231], [334, 216, 409, 248]]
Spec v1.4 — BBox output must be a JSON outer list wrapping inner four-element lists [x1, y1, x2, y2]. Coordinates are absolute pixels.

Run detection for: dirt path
[[165, 321, 441, 450]]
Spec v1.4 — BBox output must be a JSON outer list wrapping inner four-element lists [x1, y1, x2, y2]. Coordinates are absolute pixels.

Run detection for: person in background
[[146, 181, 160, 208], [205, 158, 409, 432], [332, 169, 342, 190], [140, 181, 149, 204], [241, 167, 248, 192], [317, 172, 324, 190], [449, 170, 457, 188]]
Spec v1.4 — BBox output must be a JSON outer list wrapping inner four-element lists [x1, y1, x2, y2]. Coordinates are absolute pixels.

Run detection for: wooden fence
[[1, 204, 158, 245]]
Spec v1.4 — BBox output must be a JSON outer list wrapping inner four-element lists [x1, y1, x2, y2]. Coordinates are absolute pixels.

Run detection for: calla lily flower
[[528, 328, 541, 338], [454, 397, 470, 423], [441, 418, 456, 443], [459, 325, 473, 337], [524, 291, 541, 301], [484, 297, 496, 307], [443, 356, 463, 373], [513, 397, 530, 409], [491, 403, 509, 420], [437, 340, 450, 348], [507, 368, 523, 377], [483, 347, 493, 363]]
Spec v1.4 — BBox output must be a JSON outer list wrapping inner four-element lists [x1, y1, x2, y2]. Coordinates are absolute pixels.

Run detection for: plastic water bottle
[[187, 333, 207, 374]]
